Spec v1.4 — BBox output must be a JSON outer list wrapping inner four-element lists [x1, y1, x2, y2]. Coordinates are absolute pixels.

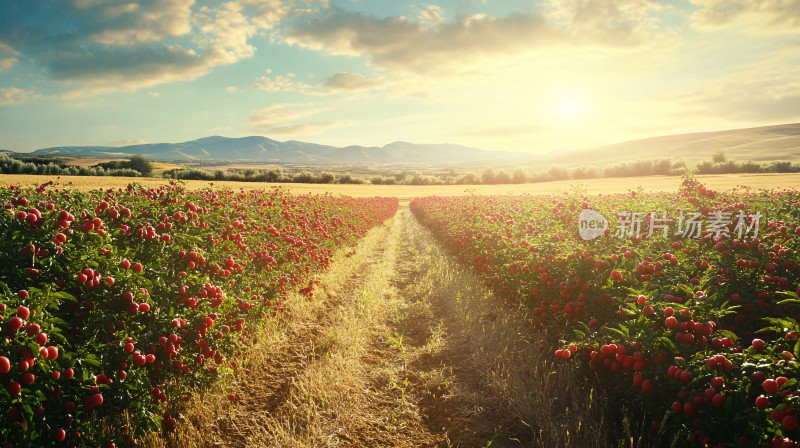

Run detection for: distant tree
[[511, 169, 528, 184], [696, 161, 714, 174], [292, 171, 316, 183], [481, 168, 496, 184], [711, 150, 727, 164], [769, 161, 796, 173], [671, 160, 688, 175], [548, 166, 569, 181], [530, 172, 550, 183], [572, 166, 599, 180], [494, 170, 512, 184], [264, 169, 283, 182], [460, 172, 479, 184], [128, 155, 153, 176], [653, 159, 672, 175], [739, 162, 761, 173], [337, 173, 364, 184]]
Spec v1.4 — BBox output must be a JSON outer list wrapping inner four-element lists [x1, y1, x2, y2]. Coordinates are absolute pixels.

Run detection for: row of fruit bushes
[[0, 181, 398, 447], [410, 177, 800, 448]]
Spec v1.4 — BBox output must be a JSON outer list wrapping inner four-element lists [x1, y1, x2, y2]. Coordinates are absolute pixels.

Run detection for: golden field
[[1, 173, 798, 203]]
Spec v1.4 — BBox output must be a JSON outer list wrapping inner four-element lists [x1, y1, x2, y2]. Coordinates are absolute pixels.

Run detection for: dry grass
[[198, 163, 284, 171], [144, 211, 405, 447], [61, 159, 184, 175], [62, 158, 120, 167], [401, 209, 647, 448], [248, 209, 426, 448], [1, 173, 798, 204], [132, 206, 653, 447]]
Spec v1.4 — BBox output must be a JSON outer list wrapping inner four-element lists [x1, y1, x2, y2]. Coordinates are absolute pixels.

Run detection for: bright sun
[[555, 97, 585, 122]]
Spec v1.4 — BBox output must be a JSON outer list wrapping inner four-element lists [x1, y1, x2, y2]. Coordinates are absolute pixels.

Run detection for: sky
[[0, 0, 799, 154]]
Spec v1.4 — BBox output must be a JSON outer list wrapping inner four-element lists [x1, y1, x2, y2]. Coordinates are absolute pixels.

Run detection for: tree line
[[0, 154, 144, 177], [2, 152, 799, 185]]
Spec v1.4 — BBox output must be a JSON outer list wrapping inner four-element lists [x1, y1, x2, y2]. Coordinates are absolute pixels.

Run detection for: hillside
[[529, 123, 800, 169]]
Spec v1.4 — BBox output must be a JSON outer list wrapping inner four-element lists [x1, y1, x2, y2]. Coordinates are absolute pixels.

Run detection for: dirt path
[[154, 209, 535, 448]]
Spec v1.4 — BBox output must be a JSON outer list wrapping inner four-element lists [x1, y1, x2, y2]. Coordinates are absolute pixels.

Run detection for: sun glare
[[555, 97, 585, 122]]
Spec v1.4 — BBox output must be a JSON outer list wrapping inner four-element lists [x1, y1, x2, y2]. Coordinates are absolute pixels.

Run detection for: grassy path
[[148, 208, 640, 447]]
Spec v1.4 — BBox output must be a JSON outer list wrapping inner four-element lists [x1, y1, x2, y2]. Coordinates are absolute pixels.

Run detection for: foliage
[[0, 180, 398, 446], [0, 155, 141, 178], [127, 155, 153, 176], [411, 176, 800, 447]]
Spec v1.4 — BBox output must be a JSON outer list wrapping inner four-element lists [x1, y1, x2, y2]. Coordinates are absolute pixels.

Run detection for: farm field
[[6, 0, 800, 446], [411, 176, 800, 447], [2, 174, 800, 447], [1, 173, 800, 202], [0, 182, 398, 447], [62, 159, 185, 175]]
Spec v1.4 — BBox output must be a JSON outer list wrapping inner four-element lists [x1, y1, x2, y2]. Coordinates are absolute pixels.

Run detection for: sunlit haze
[[0, 0, 798, 153]]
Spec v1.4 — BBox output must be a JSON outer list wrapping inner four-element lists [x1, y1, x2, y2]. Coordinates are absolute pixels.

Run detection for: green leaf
[[20, 402, 34, 422], [605, 326, 628, 338], [778, 290, 800, 300], [51, 291, 77, 302], [658, 336, 677, 352], [716, 330, 738, 341]]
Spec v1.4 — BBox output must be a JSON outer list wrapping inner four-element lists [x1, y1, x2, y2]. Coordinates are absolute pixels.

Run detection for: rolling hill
[[529, 123, 800, 169]]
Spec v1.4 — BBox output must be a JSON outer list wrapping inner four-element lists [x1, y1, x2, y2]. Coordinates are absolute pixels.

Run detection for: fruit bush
[[411, 177, 800, 447], [0, 181, 397, 447]]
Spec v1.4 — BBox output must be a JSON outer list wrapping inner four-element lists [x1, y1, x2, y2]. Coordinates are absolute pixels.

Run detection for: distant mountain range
[[22, 136, 529, 165], [7, 122, 800, 167]]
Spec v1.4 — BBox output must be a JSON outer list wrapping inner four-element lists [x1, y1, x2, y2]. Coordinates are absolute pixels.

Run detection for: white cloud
[[417, 5, 444, 25], [691, 0, 800, 29], [77, 0, 194, 46], [322, 72, 382, 91], [285, 2, 664, 74], [110, 139, 146, 146], [195, 2, 259, 64], [246, 103, 337, 135], [50, 45, 217, 96], [0, 42, 17, 73], [0, 87, 40, 106], [0, 1, 322, 96], [237, 0, 291, 30], [543, 0, 663, 41], [0, 42, 17, 55], [254, 70, 315, 93], [0, 57, 16, 73]]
